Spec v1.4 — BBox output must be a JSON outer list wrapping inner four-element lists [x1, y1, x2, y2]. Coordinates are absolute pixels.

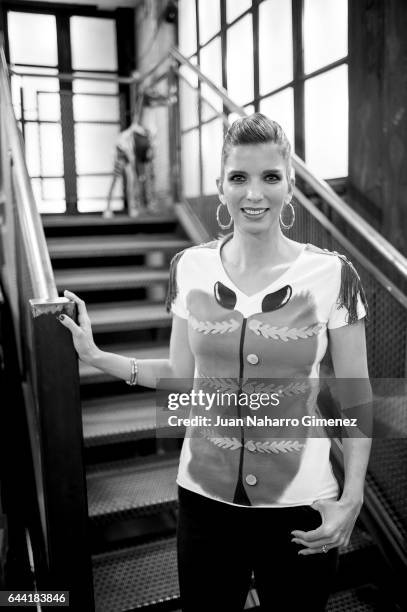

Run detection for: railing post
[[168, 64, 182, 203], [28, 298, 94, 610]]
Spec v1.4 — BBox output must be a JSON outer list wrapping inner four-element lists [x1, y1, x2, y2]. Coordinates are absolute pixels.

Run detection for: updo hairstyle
[[220, 113, 292, 184]]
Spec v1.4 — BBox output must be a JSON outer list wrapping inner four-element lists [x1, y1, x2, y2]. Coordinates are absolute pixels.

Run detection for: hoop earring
[[216, 201, 233, 230], [280, 200, 295, 230]]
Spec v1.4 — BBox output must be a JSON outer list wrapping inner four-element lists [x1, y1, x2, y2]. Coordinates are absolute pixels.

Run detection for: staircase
[[42, 211, 401, 612]]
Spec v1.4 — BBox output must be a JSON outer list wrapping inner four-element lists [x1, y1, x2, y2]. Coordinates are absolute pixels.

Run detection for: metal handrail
[[165, 47, 407, 282], [9, 67, 137, 85], [294, 188, 407, 308], [0, 45, 57, 300]]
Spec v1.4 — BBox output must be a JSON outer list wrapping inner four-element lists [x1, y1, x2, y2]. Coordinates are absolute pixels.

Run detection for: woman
[[59, 113, 371, 611]]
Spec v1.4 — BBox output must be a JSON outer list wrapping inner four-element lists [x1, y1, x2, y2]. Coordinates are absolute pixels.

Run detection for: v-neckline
[[217, 234, 308, 299]]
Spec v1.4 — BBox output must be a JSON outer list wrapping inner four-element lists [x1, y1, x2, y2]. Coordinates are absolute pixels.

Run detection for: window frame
[[1, 0, 134, 214]]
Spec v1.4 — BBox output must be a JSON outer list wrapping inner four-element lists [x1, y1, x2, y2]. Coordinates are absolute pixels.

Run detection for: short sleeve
[[165, 250, 189, 319], [327, 255, 368, 329], [171, 289, 188, 319]]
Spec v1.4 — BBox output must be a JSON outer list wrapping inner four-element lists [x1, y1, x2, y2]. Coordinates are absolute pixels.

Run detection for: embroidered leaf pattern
[[244, 440, 304, 454], [190, 316, 240, 335], [241, 380, 309, 396], [201, 430, 305, 454], [197, 376, 240, 393], [195, 376, 309, 397], [206, 436, 242, 450], [248, 319, 325, 342]]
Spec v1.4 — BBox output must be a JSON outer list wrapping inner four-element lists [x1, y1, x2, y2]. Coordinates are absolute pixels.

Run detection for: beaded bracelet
[[126, 357, 138, 386]]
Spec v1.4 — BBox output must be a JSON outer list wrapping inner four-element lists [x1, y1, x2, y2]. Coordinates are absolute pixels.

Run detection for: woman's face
[[217, 142, 293, 235]]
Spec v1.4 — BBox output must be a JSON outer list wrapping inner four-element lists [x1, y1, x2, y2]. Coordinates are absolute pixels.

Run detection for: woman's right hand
[[57, 289, 99, 365]]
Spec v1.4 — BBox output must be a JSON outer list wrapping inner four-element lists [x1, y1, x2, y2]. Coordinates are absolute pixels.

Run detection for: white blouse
[[168, 235, 367, 508]]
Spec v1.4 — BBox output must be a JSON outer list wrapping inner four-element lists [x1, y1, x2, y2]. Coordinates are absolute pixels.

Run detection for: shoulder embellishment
[[306, 245, 369, 325]]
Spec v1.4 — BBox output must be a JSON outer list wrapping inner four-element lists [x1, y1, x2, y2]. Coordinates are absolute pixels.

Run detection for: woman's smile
[[240, 206, 269, 219]]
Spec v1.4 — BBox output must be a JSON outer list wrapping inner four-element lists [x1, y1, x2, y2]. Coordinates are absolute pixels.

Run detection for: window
[[200, 36, 222, 120], [178, 0, 197, 56], [182, 130, 200, 197], [198, 0, 221, 45], [226, 14, 254, 106], [6, 9, 126, 214], [178, 0, 349, 194], [303, 0, 347, 74], [201, 118, 223, 194], [259, 0, 293, 95], [305, 65, 348, 178], [226, 0, 251, 24], [8, 12, 58, 66], [70, 17, 118, 72], [260, 88, 295, 150]]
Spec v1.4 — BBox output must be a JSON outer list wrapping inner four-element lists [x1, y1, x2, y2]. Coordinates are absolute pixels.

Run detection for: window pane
[[75, 124, 120, 174], [260, 88, 294, 152], [201, 118, 223, 195], [305, 65, 348, 178], [180, 78, 199, 131], [73, 95, 120, 122], [198, 0, 221, 45], [38, 92, 61, 122], [24, 123, 64, 177], [226, 0, 252, 23], [78, 199, 124, 213], [39, 178, 65, 200], [304, 0, 347, 74], [259, 0, 293, 94], [227, 15, 254, 106], [12, 68, 59, 122], [181, 130, 200, 197], [77, 175, 123, 213], [77, 175, 123, 199], [24, 123, 41, 177], [8, 12, 57, 66], [39, 124, 64, 176], [200, 36, 222, 121], [31, 179, 66, 214], [179, 0, 197, 56], [70, 17, 118, 71]]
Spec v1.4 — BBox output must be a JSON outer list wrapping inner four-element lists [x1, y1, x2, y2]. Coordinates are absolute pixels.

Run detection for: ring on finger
[[322, 545, 328, 553]]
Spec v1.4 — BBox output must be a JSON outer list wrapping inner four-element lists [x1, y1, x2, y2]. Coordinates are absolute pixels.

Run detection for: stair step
[[42, 212, 177, 228], [80, 344, 169, 384], [55, 267, 169, 291], [92, 536, 179, 611], [47, 234, 189, 258], [326, 585, 380, 611], [87, 455, 178, 523], [93, 544, 380, 612], [82, 393, 159, 446], [339, 526, 373, 556], [82, 392, 184, 445], [87, 302, 171, 334]]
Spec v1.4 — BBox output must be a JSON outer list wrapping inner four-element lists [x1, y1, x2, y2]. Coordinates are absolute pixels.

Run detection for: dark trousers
[[177, 486, 339, 611]]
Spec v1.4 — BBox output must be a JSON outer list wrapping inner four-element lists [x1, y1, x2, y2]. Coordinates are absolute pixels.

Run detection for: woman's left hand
[[291, 498, 362, 555]]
